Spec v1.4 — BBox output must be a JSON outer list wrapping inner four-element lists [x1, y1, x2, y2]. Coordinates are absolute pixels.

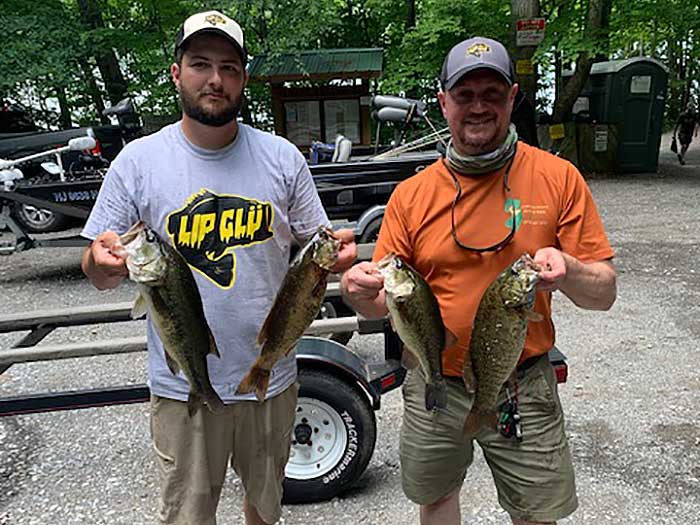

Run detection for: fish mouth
[[513, 253, 542, 275], [318, 226, 338, 240], [376, 253, 415, 297], [312, 226, 341, 270], [118, 221, 167, 285], [375, 252, 397, 272], [120, 221, 146, 245]]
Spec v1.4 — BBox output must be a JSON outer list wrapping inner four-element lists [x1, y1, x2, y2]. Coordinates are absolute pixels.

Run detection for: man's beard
[[179, 86, 242, 127], [459, 117, 502, 153]]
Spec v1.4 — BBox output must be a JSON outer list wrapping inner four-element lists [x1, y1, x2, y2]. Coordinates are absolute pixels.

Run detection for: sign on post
[[549, 123, 565, 141], [516, 18, 546, 47], [516, 59, 534, 75], [594, 125, 608, 153]]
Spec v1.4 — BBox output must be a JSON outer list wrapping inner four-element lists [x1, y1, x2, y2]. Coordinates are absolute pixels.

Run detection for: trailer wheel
[[317, 301, 352, 346], [358, 216, 382, 243], [12, 203, 70, 233], [283, 369, 376, 503]]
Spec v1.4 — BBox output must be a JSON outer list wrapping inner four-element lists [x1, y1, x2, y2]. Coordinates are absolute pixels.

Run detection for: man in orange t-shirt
[[341, 37, 617, 525]]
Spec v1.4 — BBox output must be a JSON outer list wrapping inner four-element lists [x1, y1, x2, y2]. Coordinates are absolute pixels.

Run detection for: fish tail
[[236, 365, 271, 402], [425, 381, 448, 410], [462, 408, 498, 437], [187, 392, 205, 418], [205, 389, 225, 414]]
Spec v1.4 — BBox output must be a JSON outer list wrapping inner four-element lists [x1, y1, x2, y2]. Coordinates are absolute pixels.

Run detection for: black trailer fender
[[354, 205, 385, 243], [295, 336, 378, 409]]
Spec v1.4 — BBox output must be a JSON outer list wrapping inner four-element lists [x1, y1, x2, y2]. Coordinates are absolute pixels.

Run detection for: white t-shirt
[[82, 122, 329, 402]]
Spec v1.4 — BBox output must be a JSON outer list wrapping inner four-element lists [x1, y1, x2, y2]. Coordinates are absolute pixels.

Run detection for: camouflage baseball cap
[[440, 37, 514, 90]]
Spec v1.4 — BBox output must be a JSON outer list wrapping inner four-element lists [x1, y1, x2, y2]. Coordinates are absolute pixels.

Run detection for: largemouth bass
[[236, 227, 340, 402], [116, 221, 224, 417], [462, 253, 541, 435], [377, 253, 455, 411]]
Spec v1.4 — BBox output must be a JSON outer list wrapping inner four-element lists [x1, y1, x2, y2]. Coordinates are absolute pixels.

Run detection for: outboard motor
[[332, 134, 352, 162], [371, 95, 427, 151], [371, 95, 426, 119]]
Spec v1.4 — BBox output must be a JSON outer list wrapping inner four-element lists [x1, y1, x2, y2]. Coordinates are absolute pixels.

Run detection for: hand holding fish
[[340, 261, 389, 321], [535, 247, 617, 310], [82, 230, 129, 290], [534, 247, 567, 292], [342, 262, 384, 299], [329, 228, 357, 273]]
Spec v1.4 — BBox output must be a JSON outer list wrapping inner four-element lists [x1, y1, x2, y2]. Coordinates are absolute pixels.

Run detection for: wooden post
[[511, 0, 540, 109]]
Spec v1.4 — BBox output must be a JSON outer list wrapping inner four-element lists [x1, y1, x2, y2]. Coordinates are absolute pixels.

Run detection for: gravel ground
[[1, 135, 699, 524]]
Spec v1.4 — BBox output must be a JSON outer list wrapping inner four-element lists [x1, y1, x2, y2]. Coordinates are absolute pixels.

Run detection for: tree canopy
[[1, 0, 697, 130]]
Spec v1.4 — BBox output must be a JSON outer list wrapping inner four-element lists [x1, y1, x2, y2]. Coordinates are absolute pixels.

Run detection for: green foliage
[[0, 0, 698, 131]]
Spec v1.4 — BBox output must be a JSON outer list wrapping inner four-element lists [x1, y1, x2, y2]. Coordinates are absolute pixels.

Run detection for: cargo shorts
[[400, 356, 578, 523], [150, 383, 298, 525]]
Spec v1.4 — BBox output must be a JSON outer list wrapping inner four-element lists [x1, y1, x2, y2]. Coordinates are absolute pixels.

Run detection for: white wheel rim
[[22, 205, 53, 226], [285, 396, 348, 480]]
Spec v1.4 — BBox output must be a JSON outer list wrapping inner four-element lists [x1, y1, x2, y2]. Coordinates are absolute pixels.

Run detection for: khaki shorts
[[400, 357, 578, 523], [150, 383, 298, 525]]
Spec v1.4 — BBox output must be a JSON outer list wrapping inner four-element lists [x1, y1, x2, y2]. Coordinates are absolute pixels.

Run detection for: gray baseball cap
[[440, 37, 514, 90]]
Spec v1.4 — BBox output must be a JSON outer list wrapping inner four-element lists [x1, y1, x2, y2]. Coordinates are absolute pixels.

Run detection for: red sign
[[516, 18, 546, 46], [516, 18, 546, 31]]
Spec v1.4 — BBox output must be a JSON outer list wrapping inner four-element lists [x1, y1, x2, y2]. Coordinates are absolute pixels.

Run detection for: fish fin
[[131, 293, 148, 319], [444, 326, 458, 349], [164, 353, 181, 376], [462, 354, 477, 394], [526, 310, 544, 322], [425, 381, 448, 410], [236, 365, 271, 403], [205, 389, 225, 414], [400, 347, 419, 370], [187, 392, 204, 417], [208, 329, 220, 357], [462, 409, 498, 436], [388, 313, 397, 333], [256, 312, 273, 346], [283, 342, 297, 357]]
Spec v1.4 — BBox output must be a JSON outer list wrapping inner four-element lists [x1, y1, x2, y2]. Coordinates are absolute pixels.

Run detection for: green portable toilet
[[571, 57, 668, 173]]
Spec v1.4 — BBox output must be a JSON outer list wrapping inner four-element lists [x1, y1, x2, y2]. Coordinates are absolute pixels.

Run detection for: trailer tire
[[358, 216, 382, 243], [12, 203, 70, 233], [283, 369, 376, 503]]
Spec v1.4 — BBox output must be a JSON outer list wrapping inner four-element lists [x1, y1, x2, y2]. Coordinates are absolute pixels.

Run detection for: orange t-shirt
[[373, 142, 614, 377]]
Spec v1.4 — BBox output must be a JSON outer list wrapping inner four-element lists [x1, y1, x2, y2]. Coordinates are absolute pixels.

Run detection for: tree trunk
[[667, 39, 680, 121], [240, 96, 254, 125], [551, 0, 612, 123], [554, 50, 562, 107], [76, 0, 128, 105], [510, 0, 540, 110], [682, 39, 692, 109], [148, 0, 180, 113], [79, 59, 109, 124], [55, 85, 73, 129], [247, 0, 270, 51], [407, 0, 416, 29]]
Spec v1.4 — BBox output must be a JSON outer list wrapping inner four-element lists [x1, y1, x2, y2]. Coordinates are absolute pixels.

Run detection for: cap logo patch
[[466, 43, 491, 57], [205, 13, 227, 26]]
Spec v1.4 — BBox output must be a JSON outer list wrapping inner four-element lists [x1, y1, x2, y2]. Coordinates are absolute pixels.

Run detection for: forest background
[[1, 0, 697, 133]]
